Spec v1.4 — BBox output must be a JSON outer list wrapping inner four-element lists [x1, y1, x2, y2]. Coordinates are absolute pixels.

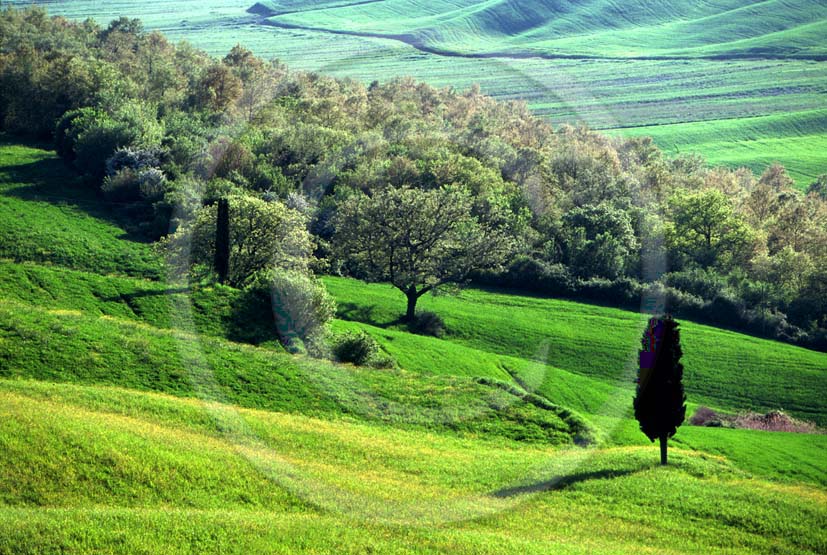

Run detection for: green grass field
[[2, 380, 826, 554], [0, 138, 826, 552], [8, 0, 827, 187]]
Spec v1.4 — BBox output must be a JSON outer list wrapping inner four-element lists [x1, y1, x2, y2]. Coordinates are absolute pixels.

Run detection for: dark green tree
[[214, 198, 230, 284], [634, 316, 686, 465]]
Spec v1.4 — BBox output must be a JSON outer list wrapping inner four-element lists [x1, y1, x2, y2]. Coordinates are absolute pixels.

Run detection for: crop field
[[8, 0, 827, 187]]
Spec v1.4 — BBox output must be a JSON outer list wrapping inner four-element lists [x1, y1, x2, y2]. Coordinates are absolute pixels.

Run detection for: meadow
[[1, 138, 826, 552], [2, 380, 826, 554], [8, 0, 827, 187]]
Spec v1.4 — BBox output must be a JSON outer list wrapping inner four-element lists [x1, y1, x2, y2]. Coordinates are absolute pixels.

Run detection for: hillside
[[3, 380, 826, 554], [259, 0, 827, 59], [1, 134, 826, 552], [324, 277, 827, 427]]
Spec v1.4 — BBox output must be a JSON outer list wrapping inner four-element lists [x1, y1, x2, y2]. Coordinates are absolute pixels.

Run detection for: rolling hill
[[1, 136, 826, 552], [258, 0, 827, 59]]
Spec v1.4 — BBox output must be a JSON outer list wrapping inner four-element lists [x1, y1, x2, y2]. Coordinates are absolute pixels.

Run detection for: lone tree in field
[[334, 185, 516, 321], [634, 316, 686, 465]]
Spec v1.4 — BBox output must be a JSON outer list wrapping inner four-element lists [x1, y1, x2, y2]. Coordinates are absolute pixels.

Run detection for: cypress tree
[[634, 315, 686, 465], [214, 198, 230, 284]]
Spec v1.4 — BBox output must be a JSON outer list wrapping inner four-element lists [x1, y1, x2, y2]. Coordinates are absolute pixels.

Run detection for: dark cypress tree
[[634, 316, 686, 465], [214, 198, 230, 284]]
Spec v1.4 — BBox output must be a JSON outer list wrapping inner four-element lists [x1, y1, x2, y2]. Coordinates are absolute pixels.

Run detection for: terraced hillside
[[9, 0, 827, 186]]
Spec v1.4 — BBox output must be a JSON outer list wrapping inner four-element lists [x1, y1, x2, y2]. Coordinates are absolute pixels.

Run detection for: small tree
[[163, 194, 313, 287], [334, 185, 516, 321], [634, 316, 686, 465]]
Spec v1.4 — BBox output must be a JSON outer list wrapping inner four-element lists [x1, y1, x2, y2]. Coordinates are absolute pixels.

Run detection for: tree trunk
[[405, 289, 418, 322], [214, 198, 230, 285], [659, 434, 668, 466]]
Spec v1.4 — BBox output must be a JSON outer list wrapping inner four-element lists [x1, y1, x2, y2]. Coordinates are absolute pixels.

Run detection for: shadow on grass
[[490, 467, 647, 498], [1, 154, 152, 245], [337, 301, 406, 329]]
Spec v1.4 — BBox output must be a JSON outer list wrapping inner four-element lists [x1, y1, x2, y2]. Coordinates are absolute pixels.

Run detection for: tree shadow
[[98, 287, 191, 304], [490, 467, 646, 498], [336, 301, 405, 328], [1, 155, 151, 244]]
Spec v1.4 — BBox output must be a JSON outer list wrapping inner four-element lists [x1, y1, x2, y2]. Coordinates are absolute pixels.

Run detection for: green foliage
[[164, 194, 314, 287], [666, 189, 757, 271], [335, 185, 517, 320], [256, 269, 336, 353], [3, 6, 827, 344], [561, 203, 637, 279], [332, 330, 390, 368]]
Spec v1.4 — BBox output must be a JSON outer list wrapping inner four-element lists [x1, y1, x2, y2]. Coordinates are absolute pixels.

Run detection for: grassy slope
[[1, 380, 826, 554], [1, 138, 826, 551], [0, 138, 161, 279], [324, 277, 827, 426]]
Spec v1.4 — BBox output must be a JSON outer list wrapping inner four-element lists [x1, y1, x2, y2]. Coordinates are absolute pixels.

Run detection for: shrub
[[258, 269, 336, 354], [106, 146, 162, 176], [332, 331, 394, 368], [101, 168, 141, 202], [410, 310, 445, 337], [137, 167, 167, 201], [688, 406, 724, 427], [664, 268, 729, 301], [576, 276, 640, 307], [706, 293, 745, 328]]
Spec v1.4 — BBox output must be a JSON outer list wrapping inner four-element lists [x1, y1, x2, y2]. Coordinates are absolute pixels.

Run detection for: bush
[[410, 310, 445, 337], [106, 146, 163, 176], [259, 269, 336, 355], [576, 276, 640, 307], [332, 331, 394, 368], [664, 268, 729, 301], [101, 168, 141, 202], [688, 406, 724, 427]]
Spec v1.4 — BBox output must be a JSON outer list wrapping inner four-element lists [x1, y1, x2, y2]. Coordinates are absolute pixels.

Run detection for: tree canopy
[[2, 6, 827, 349], [334, 185, 517, 320]]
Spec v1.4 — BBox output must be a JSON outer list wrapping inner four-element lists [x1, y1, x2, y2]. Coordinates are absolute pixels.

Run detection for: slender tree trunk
[[659, 434, 668, 466], [214, 198, 230, 285], [405, 289, 418, 322]]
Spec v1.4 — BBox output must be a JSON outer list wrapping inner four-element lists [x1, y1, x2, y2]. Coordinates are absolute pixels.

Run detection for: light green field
[[2, 379, 826, 554], [263, 0, 827, 59], [615, 109, 827, 185], [8, 0, 827, 187], [323, 277, 827, 426]]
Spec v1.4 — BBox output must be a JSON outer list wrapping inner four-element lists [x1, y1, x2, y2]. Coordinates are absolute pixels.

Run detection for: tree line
[[2, 6, 826, 351]]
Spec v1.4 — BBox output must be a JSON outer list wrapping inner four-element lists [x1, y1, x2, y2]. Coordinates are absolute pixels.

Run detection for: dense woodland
[[2, 7, 827, 351]]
